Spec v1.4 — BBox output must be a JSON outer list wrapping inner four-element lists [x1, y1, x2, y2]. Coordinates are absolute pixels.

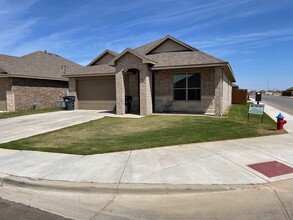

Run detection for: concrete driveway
[[0, 110, 111, 144]]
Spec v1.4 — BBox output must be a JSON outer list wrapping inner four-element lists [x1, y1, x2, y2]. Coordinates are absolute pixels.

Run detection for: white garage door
[[0, 78, 7, 111], [77, 76, 116, 110]]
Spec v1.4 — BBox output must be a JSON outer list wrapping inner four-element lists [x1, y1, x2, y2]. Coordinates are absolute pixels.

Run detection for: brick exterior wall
[[222, 69, 232, 113], [6, 78, 15, 111], [214, 67, 223, 117], [11, 78, 68, 111], [115, 70, 125, 114], [115, 52, 152, 115], [154, 67, 216, 114], [68, 77, 78, 108]]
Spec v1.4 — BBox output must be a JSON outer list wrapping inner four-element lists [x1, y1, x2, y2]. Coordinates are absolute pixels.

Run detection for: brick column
[[214, 67, 223, 117], [139, 68, 153, 115], [6, 78, 15, 112], [68, 78, 78, 109], [116, 70, 125, 115]]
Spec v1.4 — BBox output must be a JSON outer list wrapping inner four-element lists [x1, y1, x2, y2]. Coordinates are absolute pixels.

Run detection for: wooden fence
[[232, 88, 247, 105]]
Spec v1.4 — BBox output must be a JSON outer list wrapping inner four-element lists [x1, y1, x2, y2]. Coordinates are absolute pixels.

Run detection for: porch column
[[140, 68, 153, 115], [116, 70, 125, 115], [214, 67, 223, 117]]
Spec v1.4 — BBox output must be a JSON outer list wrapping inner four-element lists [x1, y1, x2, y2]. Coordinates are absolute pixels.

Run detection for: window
[[173, 73, 201, 100]]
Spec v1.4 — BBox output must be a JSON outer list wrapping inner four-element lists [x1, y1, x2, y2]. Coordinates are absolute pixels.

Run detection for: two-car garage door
[[76, 76, 116, 110], [0, 79, 7, 111]]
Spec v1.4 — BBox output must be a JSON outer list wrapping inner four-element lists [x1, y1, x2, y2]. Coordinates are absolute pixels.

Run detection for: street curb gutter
[[1, 175, 119, 194], [0, 174, 9, 186], [1, 175, 267, 195]]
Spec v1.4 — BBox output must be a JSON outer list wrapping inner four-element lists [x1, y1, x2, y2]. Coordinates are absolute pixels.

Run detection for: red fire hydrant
[[276, 113, 287, 130]]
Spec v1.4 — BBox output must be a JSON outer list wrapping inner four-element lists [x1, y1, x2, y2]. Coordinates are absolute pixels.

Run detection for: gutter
[[64, 72, 116, 78], [1, 74, 68, 81], [151, 62, 228, 70]]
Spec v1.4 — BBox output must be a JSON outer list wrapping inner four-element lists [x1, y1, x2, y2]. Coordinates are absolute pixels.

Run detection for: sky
[[0, 0, 293, 91]]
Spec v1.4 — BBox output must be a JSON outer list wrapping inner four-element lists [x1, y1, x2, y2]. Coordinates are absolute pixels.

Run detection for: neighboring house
[[66, 35, 236, 116], [0, 51, 82, 111]]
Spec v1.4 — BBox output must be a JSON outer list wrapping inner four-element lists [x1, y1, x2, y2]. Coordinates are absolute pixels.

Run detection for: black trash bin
[[63, 96, 75, 110], [125, 96, 132, 113]]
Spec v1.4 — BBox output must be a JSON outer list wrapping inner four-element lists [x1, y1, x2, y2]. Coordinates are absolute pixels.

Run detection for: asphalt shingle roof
[[66, 35, 234, 81], [133, 37, 164, 55], [76, 64, 115, 75], [146, 51, 227, 68], [0, 51, 83, 80]]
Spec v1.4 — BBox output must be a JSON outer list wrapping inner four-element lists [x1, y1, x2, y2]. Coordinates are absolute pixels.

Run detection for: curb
[[1, 175, 119, 194], [0, 174, 8, 186], [0, 175, 267, 195]]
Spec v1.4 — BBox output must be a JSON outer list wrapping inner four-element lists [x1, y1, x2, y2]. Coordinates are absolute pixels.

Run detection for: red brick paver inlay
[[248, 161, 293, 178]]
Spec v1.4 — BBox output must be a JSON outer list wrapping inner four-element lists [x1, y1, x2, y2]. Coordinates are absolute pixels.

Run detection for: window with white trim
[[173, 73, 201, 100]]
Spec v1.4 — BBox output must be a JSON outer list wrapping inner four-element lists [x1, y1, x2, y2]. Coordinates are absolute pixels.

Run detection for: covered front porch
[[112, 50, 154, 116], [114, 64, 229, 117]]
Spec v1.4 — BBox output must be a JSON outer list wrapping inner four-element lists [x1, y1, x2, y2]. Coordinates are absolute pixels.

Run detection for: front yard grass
[[0, 108, 61, 120], [0, 104, 285, 155]]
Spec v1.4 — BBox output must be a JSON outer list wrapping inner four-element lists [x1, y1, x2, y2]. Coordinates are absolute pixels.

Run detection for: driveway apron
[[0, 110, 110, 143]]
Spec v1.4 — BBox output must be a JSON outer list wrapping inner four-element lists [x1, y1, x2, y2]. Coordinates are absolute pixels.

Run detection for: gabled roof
[[144, 35, 197, 55], [0, 51, 83, 81], [87, 49, 118, 67], [66, 35, 235, 82], [109, 48, 156, 66], [133, 37, 164, 55]]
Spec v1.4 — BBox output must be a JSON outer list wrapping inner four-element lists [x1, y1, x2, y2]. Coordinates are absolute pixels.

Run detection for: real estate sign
[[249, 104, 265, 115], [248, 104, 265, 123]]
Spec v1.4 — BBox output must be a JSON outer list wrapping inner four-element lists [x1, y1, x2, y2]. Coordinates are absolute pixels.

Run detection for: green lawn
[[0, 108, 61, 120], [0, 104, 285, 155]]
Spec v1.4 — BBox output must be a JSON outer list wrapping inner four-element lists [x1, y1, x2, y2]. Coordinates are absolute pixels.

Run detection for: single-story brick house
[[66, 35, 236, 116], [0, 51, 82, 111]]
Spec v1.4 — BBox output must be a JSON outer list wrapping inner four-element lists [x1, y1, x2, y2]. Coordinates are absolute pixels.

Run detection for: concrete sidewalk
[[0, 104, 292, 186]]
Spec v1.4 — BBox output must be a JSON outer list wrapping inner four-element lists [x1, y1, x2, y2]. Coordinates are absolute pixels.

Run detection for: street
[[262, 95, 293, 115], [0, 197, 70, 220]]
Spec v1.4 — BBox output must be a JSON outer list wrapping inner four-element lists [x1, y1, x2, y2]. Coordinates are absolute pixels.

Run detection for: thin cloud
[[0, 0, 39, 53], [192, 30, 293, 49], [93, 0, 253, 33], [56, 1, 149, 24], [0, 19, 40, 49], [10, 28, 83, 56], [175, 0, 293, 37], [0, 0, 38, 16]]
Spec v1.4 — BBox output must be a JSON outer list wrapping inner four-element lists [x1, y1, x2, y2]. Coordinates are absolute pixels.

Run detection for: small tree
[[282, 90, 291, 96]]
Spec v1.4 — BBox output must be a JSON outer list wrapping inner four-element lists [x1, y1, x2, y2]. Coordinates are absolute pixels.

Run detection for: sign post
[[248, 104, 265, 123]]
